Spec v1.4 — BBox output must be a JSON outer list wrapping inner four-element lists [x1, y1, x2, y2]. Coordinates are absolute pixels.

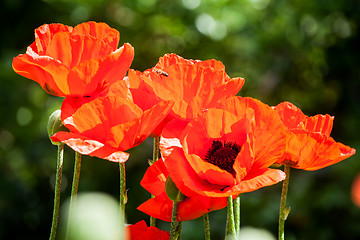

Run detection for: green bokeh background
[[1, 0, 359, 239]]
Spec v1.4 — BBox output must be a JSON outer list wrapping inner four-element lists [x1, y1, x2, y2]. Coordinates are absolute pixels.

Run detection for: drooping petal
[[280, 130, 356, 170], [51, 131, 129, 162], [12, 49, 70, 96], [229, 168, 286, 193], [62, 97, 142, 137]]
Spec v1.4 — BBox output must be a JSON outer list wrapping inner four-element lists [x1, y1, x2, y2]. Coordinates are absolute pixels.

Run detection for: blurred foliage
[[0, 0, 359, 239]]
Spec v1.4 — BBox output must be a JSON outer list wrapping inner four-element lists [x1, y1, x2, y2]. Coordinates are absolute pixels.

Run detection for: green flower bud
[[47, 110, 68, 145], [165, 176, 186, 202]]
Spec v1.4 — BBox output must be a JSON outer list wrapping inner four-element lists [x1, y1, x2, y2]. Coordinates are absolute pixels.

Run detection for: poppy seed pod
[[165, 176, 186, 202], [47, 110, 68, 145]]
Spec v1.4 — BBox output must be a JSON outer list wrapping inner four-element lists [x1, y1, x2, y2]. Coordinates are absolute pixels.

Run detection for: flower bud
[[165, 176, 186, 202], [47, 110, 68, 145]]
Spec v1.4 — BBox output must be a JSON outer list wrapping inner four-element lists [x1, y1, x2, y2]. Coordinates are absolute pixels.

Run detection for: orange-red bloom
[[137, 159, 228, 221], [127, 53, 245, 135], [125, 221, 169, 240], [51, 93, 173, 162], [13, 21, 134, 97], [351, 174, 360, 207], [160, 97, 286, 198], [273, 101, 356, 170]]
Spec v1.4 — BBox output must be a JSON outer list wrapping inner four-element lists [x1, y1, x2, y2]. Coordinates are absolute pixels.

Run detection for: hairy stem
[[170, 201, 181, 240], [65, 151, 82, 240], [49, 144, 64, 240], [234, 195, 240, 235], [278, 165, 291, 240], [203, 213, 210, 240], [150, 137, 160, 227], [119, 162, 126, 237], [225, 196, 236, 239]]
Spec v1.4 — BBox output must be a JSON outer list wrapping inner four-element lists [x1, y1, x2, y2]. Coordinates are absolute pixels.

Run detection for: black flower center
[[204, 140, 241, 177]]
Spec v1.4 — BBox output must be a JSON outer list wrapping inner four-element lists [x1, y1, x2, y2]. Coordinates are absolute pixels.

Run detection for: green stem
[[176, 222, 182, 240], [66, 151, 82, 240], [225, 196, 236, 240], [234, 195, 240, 235], [150, 137, 160, 227], [119, 162, 126, 236], [170, 201, 180, 240], [278, 165, 291, 240], [70, 151, 82, 204], [203, 213, 210, 240], [49, 144, 64, 240], [151, 136, 160, 165]]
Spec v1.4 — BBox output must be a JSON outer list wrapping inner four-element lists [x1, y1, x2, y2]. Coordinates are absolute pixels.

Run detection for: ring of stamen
[[204, 140, 241, 177]]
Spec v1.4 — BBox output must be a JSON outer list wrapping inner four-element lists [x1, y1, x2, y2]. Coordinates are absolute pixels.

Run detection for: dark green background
[[1, 0, 359, 239]]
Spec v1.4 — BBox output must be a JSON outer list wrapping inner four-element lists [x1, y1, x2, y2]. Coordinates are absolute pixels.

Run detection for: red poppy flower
[[125, 220, 169, 240], [160, 97, 286, 198], [137, 159, 228, 222], [50, 95, 173, 162], [12, 21, 134, 97], [351, 174, 360, 207], [273, 101, 356, 170], [126, 53, 245, 135]]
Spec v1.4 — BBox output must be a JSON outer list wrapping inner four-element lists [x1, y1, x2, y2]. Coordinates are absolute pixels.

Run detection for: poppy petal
[[228, 168, 286, 194], [34, 23, 73, 55], [93, 43, 134, 93], [218, 97, 286, 169], [140, 159, 168, 196], [274, 101, 307, 129], [302, 114, 334, 136], [51, 131, 129, 162], [126, 220, 170, 240], [162, 142, 233, 198], [66, 59, 100, 96], [282, 130, 356, 170], [72, 21, 120, 50], [138, 159, 228, 222], [12, 49, 69, 96]]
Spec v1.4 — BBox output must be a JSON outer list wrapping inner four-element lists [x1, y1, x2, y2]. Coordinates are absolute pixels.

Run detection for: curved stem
[[278, 165, 291, 240], [66, 151, 82, 240], [203, 213, 210, 240], [150, 137, 160, 227], [225, 196, 236, 240], [234, 195, 240, 234], [49, 144, 64, 240], [119, 162, 126, 236]]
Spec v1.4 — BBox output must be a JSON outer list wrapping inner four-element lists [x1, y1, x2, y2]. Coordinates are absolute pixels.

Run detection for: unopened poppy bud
[[47, 110, 68, 145], [165, 176, 186, 202]]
